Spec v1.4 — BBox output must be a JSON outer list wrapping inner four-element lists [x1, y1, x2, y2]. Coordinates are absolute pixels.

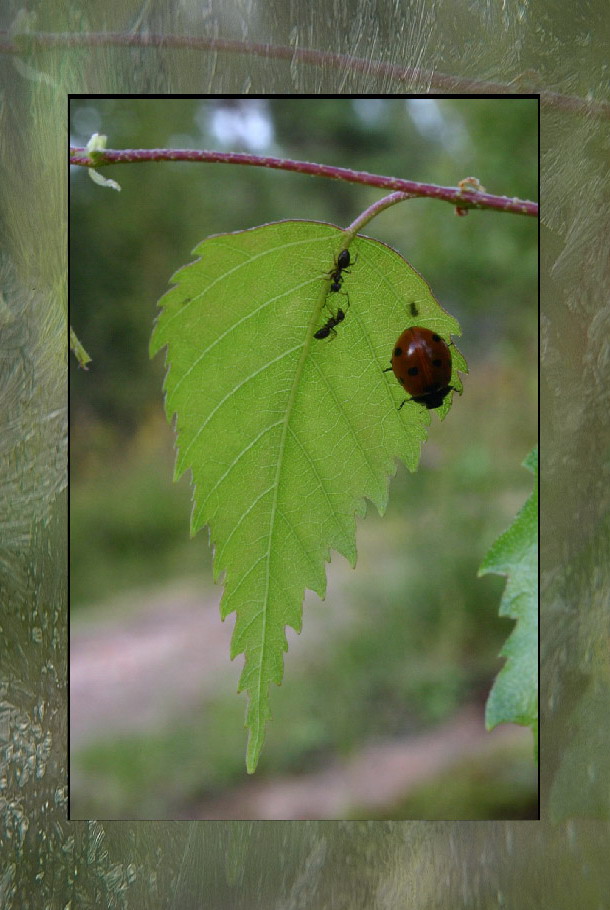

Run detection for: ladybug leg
[[383, 366, 409, 409]]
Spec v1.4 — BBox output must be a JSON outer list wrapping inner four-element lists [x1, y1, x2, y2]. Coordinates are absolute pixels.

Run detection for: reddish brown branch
[[69, 147, 538, 216], [2, 29, 609, 121]]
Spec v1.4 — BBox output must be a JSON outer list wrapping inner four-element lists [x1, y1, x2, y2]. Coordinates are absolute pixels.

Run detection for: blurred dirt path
[[178, 705, 528, 819], [71, 580, 349, 748], [71, 581, 531, 819], [71, 584, 237, 747]]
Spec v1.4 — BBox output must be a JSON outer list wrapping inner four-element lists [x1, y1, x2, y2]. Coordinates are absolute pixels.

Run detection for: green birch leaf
[[150, 219, 465, 771], [479, 447, 538, 758]]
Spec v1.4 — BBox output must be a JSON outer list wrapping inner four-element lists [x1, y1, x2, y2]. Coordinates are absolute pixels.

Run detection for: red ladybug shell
[[388, 327, 452, 410]]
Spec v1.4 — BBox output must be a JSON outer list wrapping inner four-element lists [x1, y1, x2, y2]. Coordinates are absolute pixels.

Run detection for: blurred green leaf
[[480, 447, 538, 757], [70, 326, 92, 369]]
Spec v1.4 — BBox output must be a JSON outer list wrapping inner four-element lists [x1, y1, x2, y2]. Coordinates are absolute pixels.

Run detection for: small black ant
[[314, 248, 357, 340], [314, 294, 350, 340], [328, 248, 352, 293]]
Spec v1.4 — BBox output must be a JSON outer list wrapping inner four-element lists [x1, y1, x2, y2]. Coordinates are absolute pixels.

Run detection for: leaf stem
[[347, 192, 416, 237]]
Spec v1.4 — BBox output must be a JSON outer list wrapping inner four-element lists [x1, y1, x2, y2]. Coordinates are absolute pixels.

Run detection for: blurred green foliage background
[[70, 98, 537, 819]]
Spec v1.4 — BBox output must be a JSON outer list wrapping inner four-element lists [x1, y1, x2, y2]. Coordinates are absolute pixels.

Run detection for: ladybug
[[328, 248, 352, 293], [314, 298, 349, 340], [384, 326, 453, 410]]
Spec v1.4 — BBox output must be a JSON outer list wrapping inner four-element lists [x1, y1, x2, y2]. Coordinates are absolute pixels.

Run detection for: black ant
[[314, 295, 350, 340], [314, 248, 357, 340], [328, 248, 352, 293]]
